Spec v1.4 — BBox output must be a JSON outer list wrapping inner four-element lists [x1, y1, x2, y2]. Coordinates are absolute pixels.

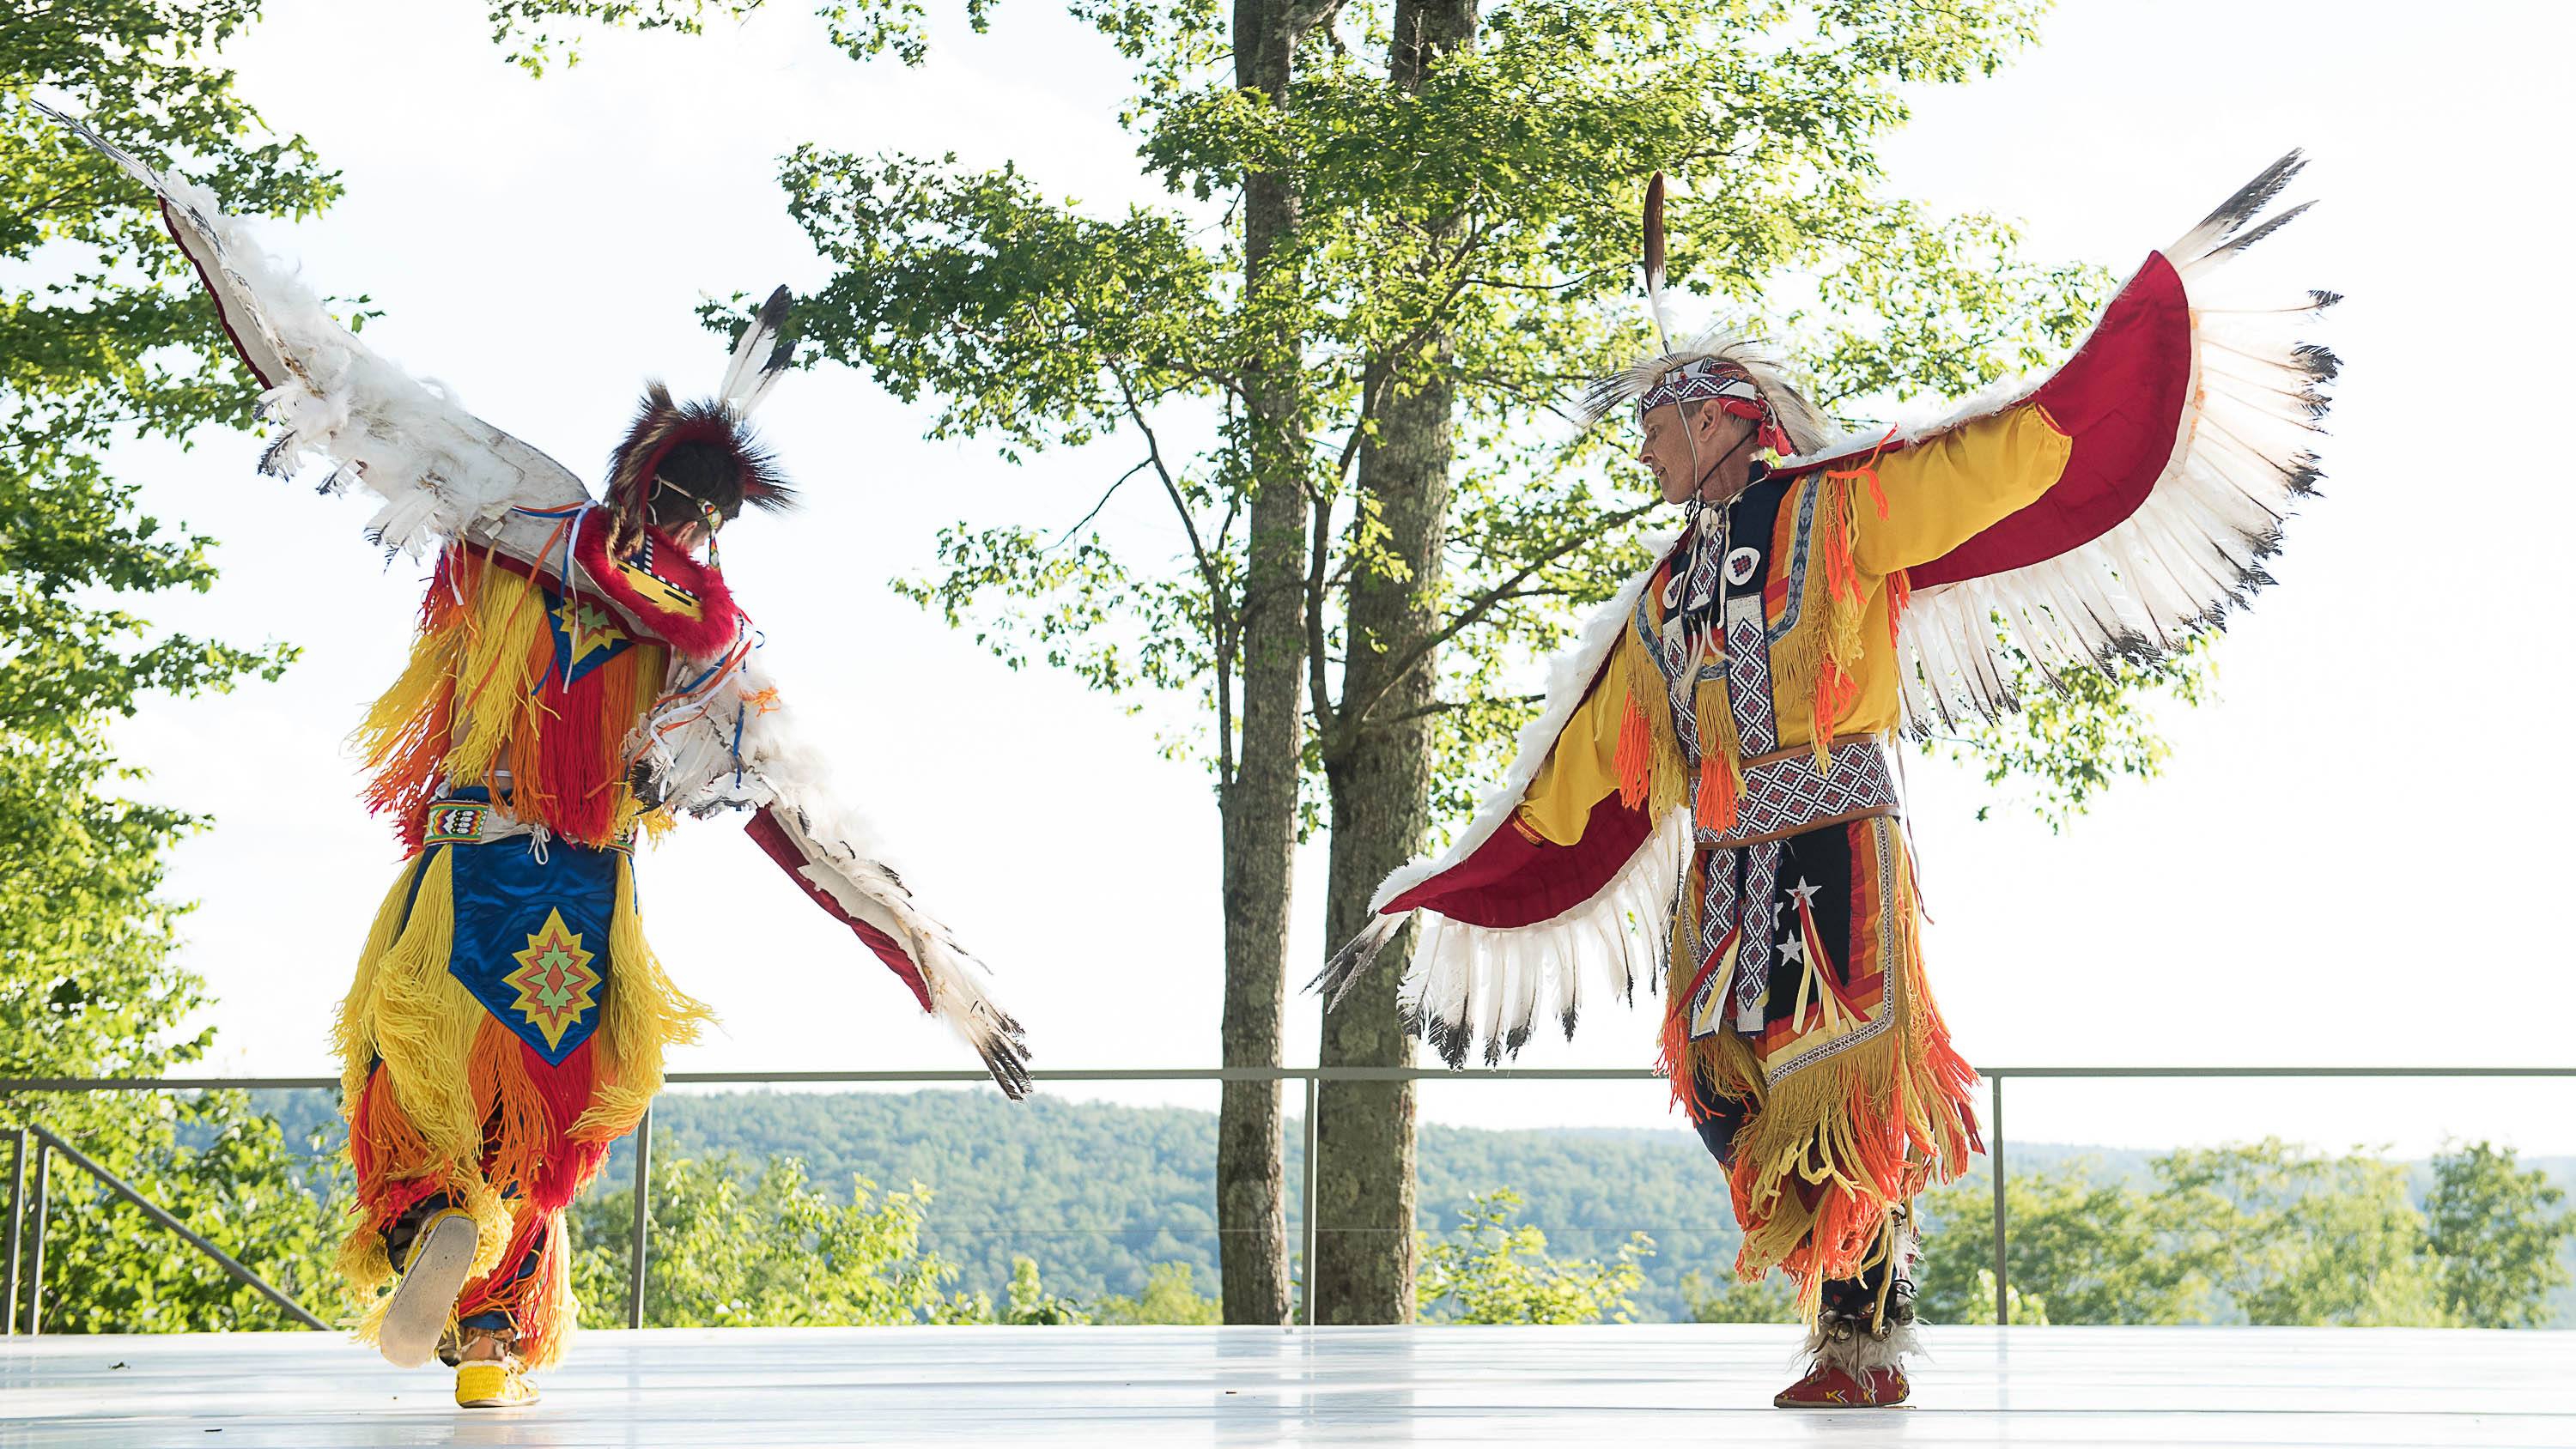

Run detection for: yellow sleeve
[[1852, 402, 2075, 575], [1514, 652, 1633, 847]]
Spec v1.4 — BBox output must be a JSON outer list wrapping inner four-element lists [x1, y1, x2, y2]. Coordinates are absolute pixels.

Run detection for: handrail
[[2, 1125, 328, 1335], [4, 1064, 2567, 1333], [6, 1064, 2573, 1091]]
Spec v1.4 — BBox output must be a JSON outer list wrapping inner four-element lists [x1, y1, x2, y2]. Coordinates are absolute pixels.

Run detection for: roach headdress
[[605, 285, 799, 527]]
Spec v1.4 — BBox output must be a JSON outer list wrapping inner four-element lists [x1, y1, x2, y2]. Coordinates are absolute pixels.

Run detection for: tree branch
[[1341, 500, 1658, 737], [1044, 458, 1151, 552], [1382, 691, 1546, 727], [1115, 366, 1238, 785]]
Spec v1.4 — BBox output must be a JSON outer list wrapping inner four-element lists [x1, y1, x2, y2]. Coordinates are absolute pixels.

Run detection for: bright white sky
[[96, 0, 2576, 1157]]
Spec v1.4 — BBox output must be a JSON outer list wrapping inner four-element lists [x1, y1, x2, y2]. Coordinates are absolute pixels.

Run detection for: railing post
[[1298, 1073, 1319, 1328], [1990, 1074, 2008, 1328], [28, 1129, 327, 1330], [5, 1127, 25, 1336], [626, 1102, 652, 1331], [26, 1141, 46, 1337]]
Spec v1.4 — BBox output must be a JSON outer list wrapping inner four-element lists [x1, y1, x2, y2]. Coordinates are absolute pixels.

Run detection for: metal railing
[[3, 1064, 2569, 1333], [3, 1124, 330, 1333]]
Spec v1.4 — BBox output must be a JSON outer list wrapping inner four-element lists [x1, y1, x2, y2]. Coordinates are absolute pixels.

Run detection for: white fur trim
[[1807, 1317, 1921, 1377]]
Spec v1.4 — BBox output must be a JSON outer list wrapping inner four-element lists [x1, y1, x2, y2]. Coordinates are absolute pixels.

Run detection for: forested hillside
[[254, 1088, 2571, 1325]]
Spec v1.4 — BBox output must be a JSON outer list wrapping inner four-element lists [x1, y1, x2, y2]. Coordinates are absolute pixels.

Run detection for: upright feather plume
[[1642, 172, 1674, 354], [716, 285, 796, 416]]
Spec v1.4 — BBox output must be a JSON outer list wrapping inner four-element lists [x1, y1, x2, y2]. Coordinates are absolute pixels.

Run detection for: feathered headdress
[[605, 285, 799, 526], [1583, 173, 1828, 457]]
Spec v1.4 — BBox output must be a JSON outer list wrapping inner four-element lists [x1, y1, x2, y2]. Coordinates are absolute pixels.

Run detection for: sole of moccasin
[[377, 1212, 478, 1368]]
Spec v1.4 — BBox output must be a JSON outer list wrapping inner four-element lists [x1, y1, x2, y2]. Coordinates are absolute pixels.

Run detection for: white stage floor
[[3, 1325, 2569, 1447]]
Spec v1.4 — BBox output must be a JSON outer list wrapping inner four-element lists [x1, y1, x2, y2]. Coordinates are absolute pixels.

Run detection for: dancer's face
[[1636, 403, 1751, 506]]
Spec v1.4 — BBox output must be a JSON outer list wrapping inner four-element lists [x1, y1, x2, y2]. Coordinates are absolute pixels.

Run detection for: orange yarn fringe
[[1661, 826, 1979, 1322], [355, 545, 669, 852]]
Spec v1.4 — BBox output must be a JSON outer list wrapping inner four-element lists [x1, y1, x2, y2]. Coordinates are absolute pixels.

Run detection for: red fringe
[[513, 640, 636, 848], [348, 1068, 447, 1231], [466, 1023, 609, 1213]]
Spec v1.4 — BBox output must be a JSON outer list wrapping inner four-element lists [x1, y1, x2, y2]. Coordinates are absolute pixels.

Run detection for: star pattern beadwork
[[505, 909, 603, 1052], [554, 595, 628, 670]]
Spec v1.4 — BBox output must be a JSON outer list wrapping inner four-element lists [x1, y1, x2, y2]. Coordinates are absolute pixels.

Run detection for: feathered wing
[[1312, 539, 1692, 1066], [641, 652, 1033, 1098], [1780, 151, 2333, 733], [33, 102, 588, 555]]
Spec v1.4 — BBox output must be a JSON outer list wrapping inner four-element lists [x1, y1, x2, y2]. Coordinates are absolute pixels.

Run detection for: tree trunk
[[1310, 0, 1475, 1326], [1216, 0, 1311, 1328]]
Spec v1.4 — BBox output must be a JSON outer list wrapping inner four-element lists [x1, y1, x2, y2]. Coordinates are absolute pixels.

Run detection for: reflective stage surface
[[4, 1325, 2570, 1447]]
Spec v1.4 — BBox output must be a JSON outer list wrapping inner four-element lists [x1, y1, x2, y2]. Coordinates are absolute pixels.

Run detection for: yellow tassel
[[1615, 636, 1692, 822], [572, 854, 714, 1142], [1770, 475, 1874, 768], [445, 570, 552, 786], [1692, 675, 1743, 832], [333, 863, 422, 1114], [519, 1230, 580, 1370], [347, 848, 489, 1173]]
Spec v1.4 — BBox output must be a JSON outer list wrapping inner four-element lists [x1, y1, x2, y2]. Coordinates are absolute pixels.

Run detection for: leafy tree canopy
[[3, 0, 340, 1332], [493, 0, 2195, 829]]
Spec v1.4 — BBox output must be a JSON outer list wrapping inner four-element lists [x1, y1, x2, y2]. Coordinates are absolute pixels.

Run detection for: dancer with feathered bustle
[[1318, 157, 2335, 1406], [37, 104, 1032, 1410]]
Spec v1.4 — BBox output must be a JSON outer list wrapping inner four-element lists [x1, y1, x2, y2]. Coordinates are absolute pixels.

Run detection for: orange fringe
[[1694, 749, 1739, 833], [1616, 695, 1654, 809], [1665, 822, 1980, 1320]]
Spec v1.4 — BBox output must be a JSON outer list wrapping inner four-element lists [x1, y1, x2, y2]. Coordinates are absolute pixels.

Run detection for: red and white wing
[[640, 652, 1033, 1098], [35, 102, 588, 556], [1313, 538, 1693, 1065], [1784, 152, 2335, 734]]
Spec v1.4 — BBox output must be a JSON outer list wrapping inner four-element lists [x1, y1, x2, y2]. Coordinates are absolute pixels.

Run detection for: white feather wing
[[37, 102, 588, 556], [1776, 153, 2333, 735]]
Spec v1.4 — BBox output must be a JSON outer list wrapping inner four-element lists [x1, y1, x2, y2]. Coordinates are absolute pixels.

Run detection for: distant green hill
[[252, 1088, 2576, 1325]]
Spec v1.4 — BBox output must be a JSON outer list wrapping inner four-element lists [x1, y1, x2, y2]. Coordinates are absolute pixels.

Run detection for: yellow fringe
[[521, 1231, 580, 1371], [1768, 475, 1874, 768], [350, 619, 463, 783], [444, 570, 552, 789], [343, 851, 491, 1194], [1691, 674, 1742, 831], [333, 864, 421, 1113], [573, 853, 714, 1141], [1731, 844, 1971, 1314]]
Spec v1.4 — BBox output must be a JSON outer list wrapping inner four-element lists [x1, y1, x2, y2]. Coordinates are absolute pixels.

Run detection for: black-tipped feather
[[2187, 149, 2307, 249], [1309, 914, 1400, 1009], [2210, 199, 2314, 259]]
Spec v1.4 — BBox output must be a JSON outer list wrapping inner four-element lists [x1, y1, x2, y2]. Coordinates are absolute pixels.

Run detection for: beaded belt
[[1696, 736, 1899, 850], [422, 799, 635, 853]]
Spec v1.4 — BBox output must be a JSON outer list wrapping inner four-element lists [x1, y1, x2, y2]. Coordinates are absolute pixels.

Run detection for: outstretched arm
[[35, 101, 590, 563], [1780, 153, 2333, 735], [639, 651, 1033, 1097]]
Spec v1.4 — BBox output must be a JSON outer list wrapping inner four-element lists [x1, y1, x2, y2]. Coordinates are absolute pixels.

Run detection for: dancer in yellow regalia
[[40, 104, 1031, 1410]]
